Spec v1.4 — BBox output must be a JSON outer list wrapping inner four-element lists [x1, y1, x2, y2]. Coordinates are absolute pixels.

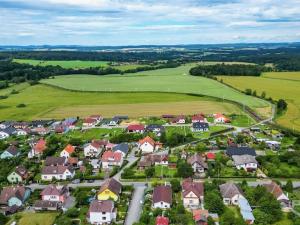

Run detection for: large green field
[[13, 59, 110, 68], [41, 65, 269, 111], [218, 72, 300, 131], [0, 83, 244, 120]]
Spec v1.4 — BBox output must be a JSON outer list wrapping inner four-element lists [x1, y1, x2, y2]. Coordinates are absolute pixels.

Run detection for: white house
[[214, 113, 230, 123], [60, 144, 75, 158], [88, 200, 116, 225], [182, 178, 204, 209], [138, 136, 161, 154], [153, 184, 172, 209], [232, 155, 258, 172], [219, 182, 245, 205], [41, 166, 75, 181], [101, 151, 123, 169], [41, 185, 69, 203], [84, 142, 102, 158]]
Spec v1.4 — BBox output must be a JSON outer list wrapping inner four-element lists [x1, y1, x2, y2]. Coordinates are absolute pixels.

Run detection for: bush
[[16, 103, 26, 108], [65, 207, 80, 218]]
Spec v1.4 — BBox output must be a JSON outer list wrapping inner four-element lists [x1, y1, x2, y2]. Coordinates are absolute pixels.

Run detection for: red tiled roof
[[193, 209, 209, 222], [127, 124, 145, 131], [101, 151, 122, 162], [192, 115, 205, 121], [63, 144, 75, 154], [139, 136, 155, 146], [83, 118, 97, 124], [156, 216, 169, 225], [34, 139, 47, 153]]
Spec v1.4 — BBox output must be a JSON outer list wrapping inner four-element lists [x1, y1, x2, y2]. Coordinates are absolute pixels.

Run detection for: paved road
[[124, 184, 147, 225]]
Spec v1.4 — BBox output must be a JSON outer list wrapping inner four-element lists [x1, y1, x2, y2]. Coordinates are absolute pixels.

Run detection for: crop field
[[41, 65, 269, 111], [218, 72, 300, 131], [0, 84, 243, 120]]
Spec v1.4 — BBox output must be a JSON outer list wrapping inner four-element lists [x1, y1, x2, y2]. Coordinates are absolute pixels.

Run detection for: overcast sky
[[0, 0, 300, 45]]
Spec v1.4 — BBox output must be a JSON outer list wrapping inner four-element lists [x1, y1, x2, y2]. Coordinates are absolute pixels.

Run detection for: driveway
[[124, 183, 146, 225]]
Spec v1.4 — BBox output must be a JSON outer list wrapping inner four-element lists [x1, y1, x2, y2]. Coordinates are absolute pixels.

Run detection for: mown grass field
[[218, 72, 300, 131], [41, 65, 269, 111], [6, 212, 58, 225], [0, 83, 243, 120]]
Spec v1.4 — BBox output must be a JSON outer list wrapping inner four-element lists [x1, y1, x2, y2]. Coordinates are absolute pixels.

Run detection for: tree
[[204, 191, 224, 215], [0, 214, 8, 224], [277, 99, 288, 112], [145, 167, 155, 178], [284, 180, 293, 193], [252, 90, 257, 96], [170, 179, 181, 193], [261, 91, 266, 99], [176, 161, 193, 178], [65, 207, 80, 218], [245, 88, 252, 95]]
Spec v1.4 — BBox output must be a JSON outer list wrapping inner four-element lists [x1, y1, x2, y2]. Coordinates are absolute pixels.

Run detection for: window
[[189, 200, 193, 204], [102, 217, 106, 220]]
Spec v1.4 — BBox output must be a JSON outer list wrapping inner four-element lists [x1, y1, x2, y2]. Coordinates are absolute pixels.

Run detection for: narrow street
[[124, 184, 147, 225]]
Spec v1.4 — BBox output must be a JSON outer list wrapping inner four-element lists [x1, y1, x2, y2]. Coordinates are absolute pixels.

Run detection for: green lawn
[[7, 212, 59, 225], [0, 83, 244, 120], [230, 114, 255, 127], [41, 64, 268, 109], [66, 128, 124, 141], [154, 165, 177, 178]]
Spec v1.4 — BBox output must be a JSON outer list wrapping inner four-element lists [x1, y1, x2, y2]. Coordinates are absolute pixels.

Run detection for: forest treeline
[[189, 64, 268, 77]]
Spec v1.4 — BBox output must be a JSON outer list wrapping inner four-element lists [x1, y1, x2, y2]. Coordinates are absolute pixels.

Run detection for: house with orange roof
[[138, 136, 162, 154], [60, 144, 75, 158], [28, 138, 47, 158], [213, 113, 230, 123], [101, 151, 123, 169], [263, 181, 291, 210]]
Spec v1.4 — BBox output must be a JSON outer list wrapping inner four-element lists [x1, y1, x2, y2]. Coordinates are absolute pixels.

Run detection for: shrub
[[16, 103, 26, 108]]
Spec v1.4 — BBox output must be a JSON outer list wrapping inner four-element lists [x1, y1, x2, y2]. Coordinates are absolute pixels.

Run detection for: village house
[[7, 166, 29, 184], [191, 122, 209, 132], [15, 128, 29, 136], [232, 155, 258, 172], [138, 136, 162, 154], [97, 178, 122, 201], [0, 121, 15, 129], [138, 154, 168, 170], [0, 186, 31, 207], [107, 117, 120, 126], [31, 126, 49, 136], [82, 117, 98, 128], [187, 153, 208, 174], [62, 117, 77, 129], [41, 165, 75, 181], [112, 143, 129, 157], [219, 182, 245, 205], [0, 127, 17, 139], [263, 181, 291, 210], [213, 113, 230, 123], [84, 140, 107, 158], [34, 200, 59, 211], [153, 184, 172, 209], [28, 138, 47, 158], [127, 124, 145, 134], [0, 145, 20, 159], [87, 200, 116, 225], [60, 144, 75, 158], [101, 151, 123, 169], [191, 114, 206, 123], [182, 178, 204, 209], [156, 216, 169, 225], [45, 156, 67, 166], [90, 159, 101, 172], [172, 115, 186, 124], [146, 124, 165, 136], [40, 184, 69, 203]]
